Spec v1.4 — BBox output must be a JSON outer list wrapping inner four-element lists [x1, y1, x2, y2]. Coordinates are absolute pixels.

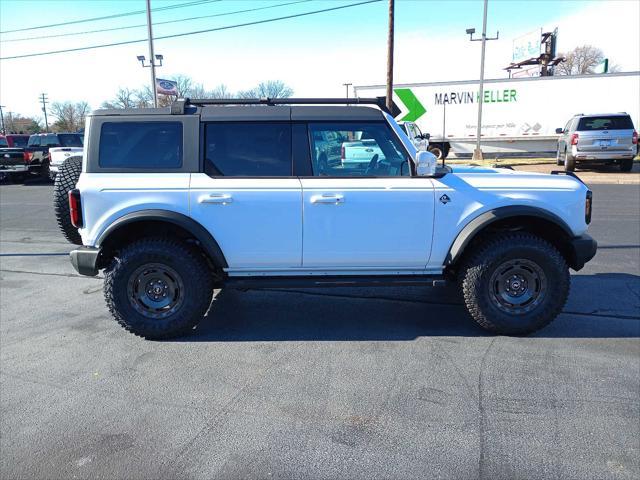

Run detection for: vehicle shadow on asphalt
[[175, 273, 640, 342]]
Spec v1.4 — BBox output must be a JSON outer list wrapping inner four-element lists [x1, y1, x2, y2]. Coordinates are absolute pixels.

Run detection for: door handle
[[199, 193, 233, 205], [310, 194, 344, 204]]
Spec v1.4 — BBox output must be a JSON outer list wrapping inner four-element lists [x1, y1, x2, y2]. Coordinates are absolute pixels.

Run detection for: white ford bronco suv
[[59, 97, 597, 339]]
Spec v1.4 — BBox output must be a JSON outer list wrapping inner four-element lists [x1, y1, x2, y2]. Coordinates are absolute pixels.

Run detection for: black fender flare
[[445, 205, 574, 265], [96, 209, 228, 268]]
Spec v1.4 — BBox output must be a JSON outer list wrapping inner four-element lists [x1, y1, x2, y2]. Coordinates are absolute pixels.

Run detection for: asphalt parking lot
[[1, 179, 638, 480]]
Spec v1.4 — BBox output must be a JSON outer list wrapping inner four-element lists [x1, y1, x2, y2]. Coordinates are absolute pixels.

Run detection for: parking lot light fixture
[[467, 0, 499, 161]]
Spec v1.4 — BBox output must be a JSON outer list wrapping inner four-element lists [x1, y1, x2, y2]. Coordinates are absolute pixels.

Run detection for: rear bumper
[[70, 246, 101, 276], [573, 150, 635, 161], [567, 234, 597, 271], [0, 165, 28, 173]]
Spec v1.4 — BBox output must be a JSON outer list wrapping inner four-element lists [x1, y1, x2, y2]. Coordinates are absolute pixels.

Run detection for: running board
[[225, 275, 447, 290]]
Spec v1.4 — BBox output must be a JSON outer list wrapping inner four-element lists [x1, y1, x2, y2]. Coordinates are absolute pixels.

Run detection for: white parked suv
[[58, 97, 597, 339]]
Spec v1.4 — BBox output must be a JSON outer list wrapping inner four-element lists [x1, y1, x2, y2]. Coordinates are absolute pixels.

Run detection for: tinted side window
[[58, 134, 83, 147], [42, 135, 60, 147], [99, 122, 182, 168], [578, 116, 634, 130], [309, 122, 410, 177], [205, 122, 291, 177], [28, 136, 40, 147]]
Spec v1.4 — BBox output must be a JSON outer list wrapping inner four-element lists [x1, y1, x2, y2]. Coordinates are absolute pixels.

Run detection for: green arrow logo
[[394, 88, 426, 122]]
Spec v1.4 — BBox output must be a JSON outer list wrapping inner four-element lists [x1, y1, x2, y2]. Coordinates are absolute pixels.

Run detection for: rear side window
[[42, 135, 60, 147], [9, 136, 29, 147], [28, 136, 40, 147], [99, 122, 183, 168], [204, 122, 291, 177], [58, 134, 83, 147], [577, 116, 634, 131]]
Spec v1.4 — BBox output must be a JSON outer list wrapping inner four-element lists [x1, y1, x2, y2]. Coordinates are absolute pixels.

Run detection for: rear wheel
[[564, 150, 575, 172], [104, 238, 214, 339], [53, 156, 83, 245], [460, 233, 570, 335], [428, 145, 444, 160], [620, 158, 634, 172]]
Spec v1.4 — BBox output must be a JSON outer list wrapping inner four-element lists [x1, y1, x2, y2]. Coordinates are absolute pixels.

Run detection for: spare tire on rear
[[54, 156, 83, 245]]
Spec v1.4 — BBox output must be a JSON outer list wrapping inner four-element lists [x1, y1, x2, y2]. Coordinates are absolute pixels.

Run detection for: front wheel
[[460, 233, 570, 335], [104, 238, 214, 339], [556, 148, 563, 166]]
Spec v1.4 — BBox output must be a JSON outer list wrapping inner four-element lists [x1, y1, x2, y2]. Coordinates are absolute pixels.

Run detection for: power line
[[0, 0, 381, 61], [0, 0, 221, 34], [2, 0, 312, 43]]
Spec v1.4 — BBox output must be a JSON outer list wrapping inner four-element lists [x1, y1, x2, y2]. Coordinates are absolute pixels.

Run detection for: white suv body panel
[[77, 173, 191, 246], [300, 177, 435, 268], [190, 174, 303, 268], [427, 170, 588, 268]]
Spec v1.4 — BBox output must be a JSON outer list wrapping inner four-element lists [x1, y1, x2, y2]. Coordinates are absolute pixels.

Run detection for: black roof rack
[[171, 97, 400, 117]]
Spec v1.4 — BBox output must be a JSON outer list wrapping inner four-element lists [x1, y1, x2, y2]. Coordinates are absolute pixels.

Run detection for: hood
[[448, 164, 522, 174]]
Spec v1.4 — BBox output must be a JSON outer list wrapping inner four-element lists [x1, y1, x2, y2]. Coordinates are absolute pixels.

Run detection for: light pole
[[343, 83, 352, 98], [386, 0, 395, 112], [137, 0, 164, 107], [467, 0, 499, 161]]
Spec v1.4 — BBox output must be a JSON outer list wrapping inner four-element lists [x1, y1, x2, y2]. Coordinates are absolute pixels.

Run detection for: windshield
[[58, 134, 83, 147]]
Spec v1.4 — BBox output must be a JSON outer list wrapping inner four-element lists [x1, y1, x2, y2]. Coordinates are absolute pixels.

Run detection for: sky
[[1, 0, 639, 119]]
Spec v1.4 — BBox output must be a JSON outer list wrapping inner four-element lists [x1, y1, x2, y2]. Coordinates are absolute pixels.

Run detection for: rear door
[[189, 120, 302, 270], [577, 115, 635, 152]]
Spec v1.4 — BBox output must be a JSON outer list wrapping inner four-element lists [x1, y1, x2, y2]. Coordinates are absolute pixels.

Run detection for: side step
[[225, 275, 448, 290]]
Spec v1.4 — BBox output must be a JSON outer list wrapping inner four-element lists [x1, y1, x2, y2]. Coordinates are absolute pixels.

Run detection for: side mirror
[[555, 128, 564, 134], [424, 133, 431, 140], [416, 150, 437, 176]]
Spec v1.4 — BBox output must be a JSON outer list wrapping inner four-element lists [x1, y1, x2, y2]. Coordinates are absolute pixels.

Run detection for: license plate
[[599, 140, 611, 148]]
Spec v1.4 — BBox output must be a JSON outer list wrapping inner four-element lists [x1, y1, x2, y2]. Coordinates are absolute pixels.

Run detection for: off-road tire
[[104, 238, 214, 339], [620, 158, 634, 172], [53, 156, 83, 245], [564, 150, 575, 172], [49, 170, 57, 181], [459, 233, 570, 335]]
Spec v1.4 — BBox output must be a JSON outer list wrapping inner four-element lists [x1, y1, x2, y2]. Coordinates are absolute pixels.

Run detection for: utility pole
[[466, 0, 499, 161], [386, 0, 395, 112], [343, 83, 352, 98], [0, 105, 5, 135], [40, 93, 49, 132], [7, 111, 14, 133], [146, 0, 158, 107]]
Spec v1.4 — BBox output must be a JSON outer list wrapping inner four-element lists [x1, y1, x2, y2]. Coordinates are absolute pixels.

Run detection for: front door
[[300, 122, 435, 270], [190, 121, 302, 270]]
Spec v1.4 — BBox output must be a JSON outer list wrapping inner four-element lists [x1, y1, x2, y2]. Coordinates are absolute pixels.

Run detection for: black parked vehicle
[[25, 133, 83, 178]]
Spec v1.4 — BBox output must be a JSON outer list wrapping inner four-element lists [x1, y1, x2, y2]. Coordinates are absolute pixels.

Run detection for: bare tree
[[209, 84, 232, 99], [556, 45, 606, 75], [50, 101, 90, 132], [101, 88, 137, 109], [170, 74, 193, 97], [238, 80, 293, 99]]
